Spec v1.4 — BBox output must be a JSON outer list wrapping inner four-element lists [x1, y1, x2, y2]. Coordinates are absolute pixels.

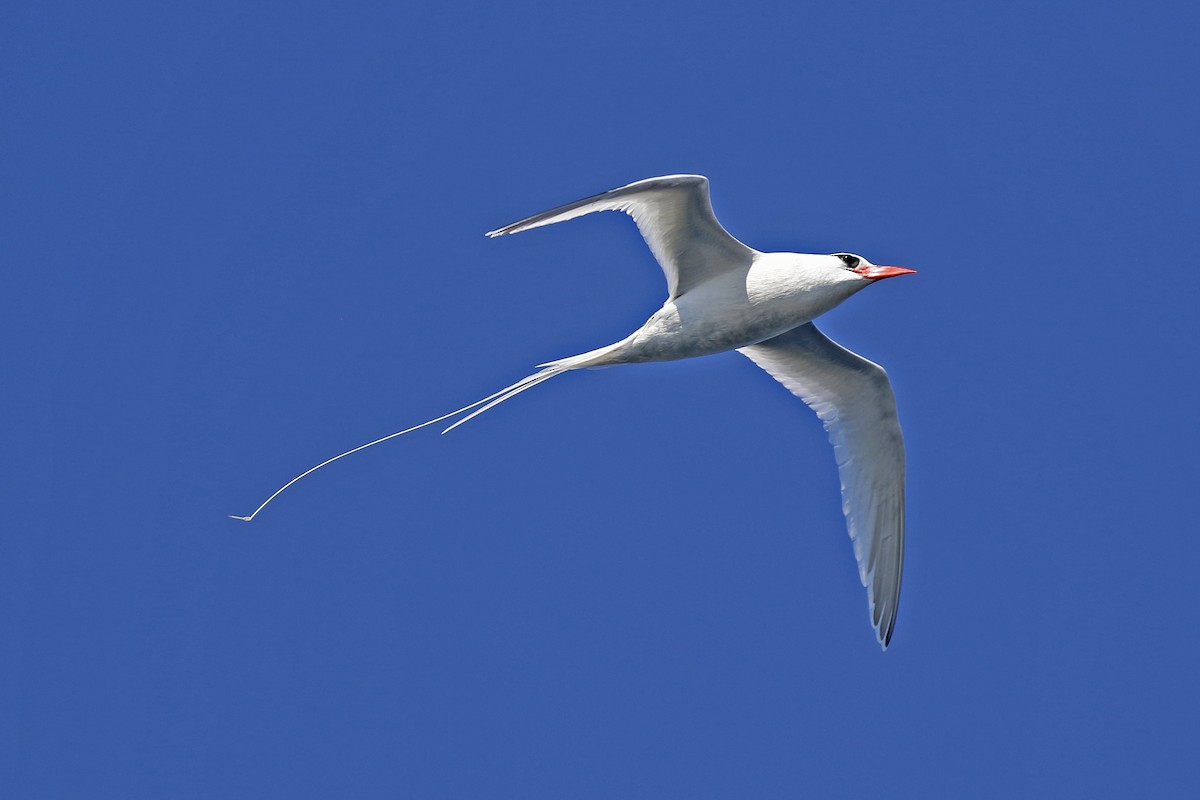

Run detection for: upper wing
[[486, 174, 755, 300], [739, 323, 906, 649]]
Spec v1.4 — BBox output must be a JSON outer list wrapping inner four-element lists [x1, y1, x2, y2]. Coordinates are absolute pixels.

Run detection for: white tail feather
[[441, 367, 566, 434], [230, 364, 571, 522]]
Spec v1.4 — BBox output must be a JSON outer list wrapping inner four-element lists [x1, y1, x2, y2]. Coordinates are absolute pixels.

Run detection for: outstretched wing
[[739, 323, 906, 649], [487, 174, 755, 300]]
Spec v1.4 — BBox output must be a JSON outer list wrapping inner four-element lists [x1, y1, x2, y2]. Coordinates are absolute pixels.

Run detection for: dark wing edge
[[485, 175, 709, 238], [486, 175, 753, 299]]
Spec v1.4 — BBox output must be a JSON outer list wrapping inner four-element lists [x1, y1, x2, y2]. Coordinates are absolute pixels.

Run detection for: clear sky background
[[4, 1, 1198, 797]]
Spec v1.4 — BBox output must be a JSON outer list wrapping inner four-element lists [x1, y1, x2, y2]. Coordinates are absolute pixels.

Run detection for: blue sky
[[3, 1, 1199, 797]]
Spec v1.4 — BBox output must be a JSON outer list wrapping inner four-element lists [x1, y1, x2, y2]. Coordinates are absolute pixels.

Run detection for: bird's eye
[[836, 254, 860, 269]]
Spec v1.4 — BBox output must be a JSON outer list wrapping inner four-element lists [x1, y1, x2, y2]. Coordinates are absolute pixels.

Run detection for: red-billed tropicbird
[[233, 175, 916, 649]]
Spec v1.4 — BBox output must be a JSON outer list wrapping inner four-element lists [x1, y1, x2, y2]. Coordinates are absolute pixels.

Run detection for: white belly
[[608, 253, 866, 364]]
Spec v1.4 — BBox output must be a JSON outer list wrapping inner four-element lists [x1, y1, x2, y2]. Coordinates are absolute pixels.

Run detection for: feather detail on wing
[[487, 174, 754, 300], [739, 323, 906, 649]]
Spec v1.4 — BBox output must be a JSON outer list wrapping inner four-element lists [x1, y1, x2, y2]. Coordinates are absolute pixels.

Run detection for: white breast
[[612, 253, 865, 364]]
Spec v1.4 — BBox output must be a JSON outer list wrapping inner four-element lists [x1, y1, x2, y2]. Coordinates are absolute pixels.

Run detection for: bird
[[232, 174, 915, 649]]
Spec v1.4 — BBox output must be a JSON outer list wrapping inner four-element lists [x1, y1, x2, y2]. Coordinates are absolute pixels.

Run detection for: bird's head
[[832, 253, 917, 281]]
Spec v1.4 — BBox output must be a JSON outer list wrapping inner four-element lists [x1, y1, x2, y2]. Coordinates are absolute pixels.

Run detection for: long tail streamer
[[230, 365, 567, 522]]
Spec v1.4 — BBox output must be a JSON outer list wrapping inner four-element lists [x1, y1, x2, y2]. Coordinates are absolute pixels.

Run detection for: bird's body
[[235, 174, 915, 650], [575, 252, 872, 366]]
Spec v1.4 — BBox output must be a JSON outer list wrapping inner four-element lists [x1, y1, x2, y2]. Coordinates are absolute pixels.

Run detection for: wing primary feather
[[485, 175, 754, 299], [739, 323, 906, 650]]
